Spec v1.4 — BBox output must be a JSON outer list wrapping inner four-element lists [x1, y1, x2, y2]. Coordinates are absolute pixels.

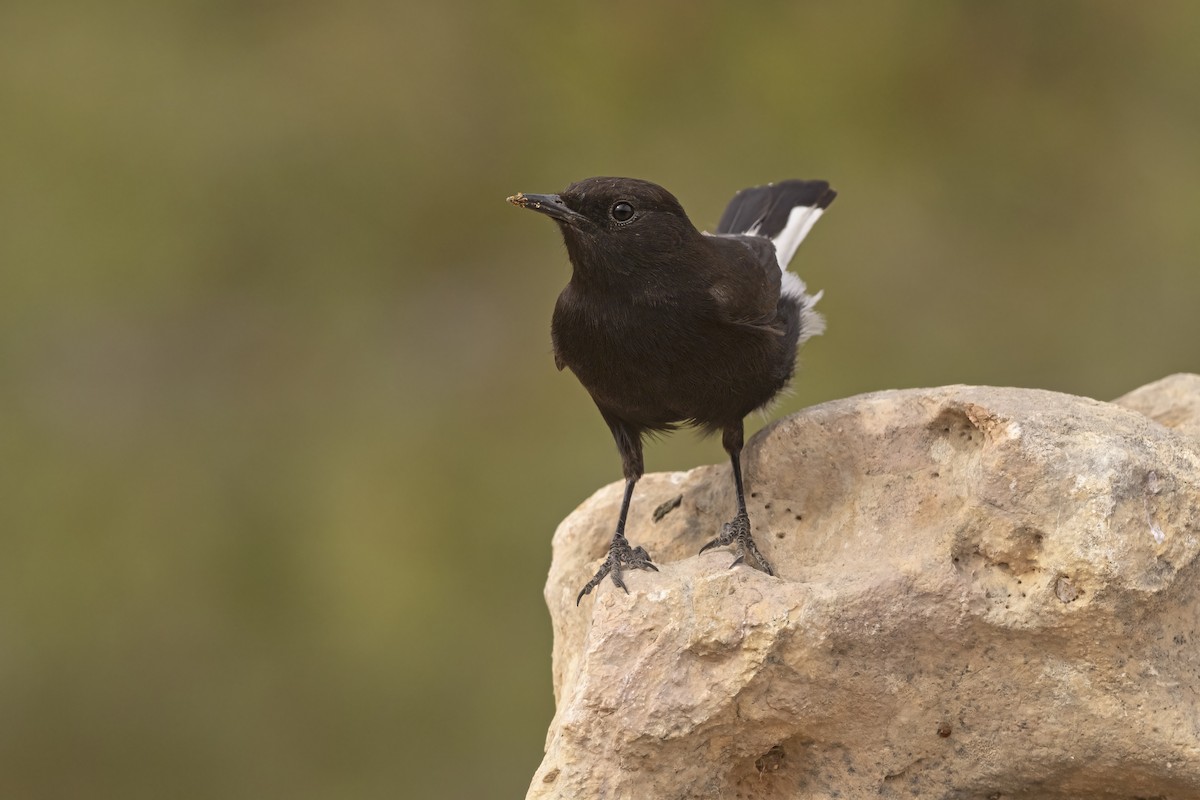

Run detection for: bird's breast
[[552, 293, 682, 383], [551, 285, 795, 427]]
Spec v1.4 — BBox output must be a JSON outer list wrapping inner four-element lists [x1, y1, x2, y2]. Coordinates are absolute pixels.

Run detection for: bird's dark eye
[[611, 201, 635, 222]]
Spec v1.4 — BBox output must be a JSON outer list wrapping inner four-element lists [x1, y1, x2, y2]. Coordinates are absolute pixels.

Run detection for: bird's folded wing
[[703, 235, 784, 330]]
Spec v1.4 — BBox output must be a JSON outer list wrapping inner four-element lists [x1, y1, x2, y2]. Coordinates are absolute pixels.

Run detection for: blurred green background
[[2, 2, 1198, 798]]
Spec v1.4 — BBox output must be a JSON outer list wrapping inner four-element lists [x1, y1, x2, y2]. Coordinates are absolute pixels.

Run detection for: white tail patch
[[772, 206, 825, 269], [775, 205, 826, 343]]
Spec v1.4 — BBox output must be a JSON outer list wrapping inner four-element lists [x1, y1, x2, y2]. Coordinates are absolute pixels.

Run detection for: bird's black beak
[[507, 192, 587, 226]]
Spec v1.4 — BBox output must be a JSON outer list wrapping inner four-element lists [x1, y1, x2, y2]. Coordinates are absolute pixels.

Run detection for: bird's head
[[507, 177, 700, 283]]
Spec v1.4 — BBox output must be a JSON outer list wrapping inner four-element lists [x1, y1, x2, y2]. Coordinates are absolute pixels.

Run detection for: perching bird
[[507, 177, 835, 604]]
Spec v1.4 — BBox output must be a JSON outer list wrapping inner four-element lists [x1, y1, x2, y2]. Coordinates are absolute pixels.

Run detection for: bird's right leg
[[699, 422, 775, 576], [577, 416, 658, 605]]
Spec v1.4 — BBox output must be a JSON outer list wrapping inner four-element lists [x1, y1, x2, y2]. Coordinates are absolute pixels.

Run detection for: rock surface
[[527, 377, 1200, 800], [1114, 373, 1200, 442]]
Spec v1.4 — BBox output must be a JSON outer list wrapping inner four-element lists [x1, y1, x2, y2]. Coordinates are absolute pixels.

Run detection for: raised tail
[[716, 179, 836, 268], [717, 180, 834, 340]]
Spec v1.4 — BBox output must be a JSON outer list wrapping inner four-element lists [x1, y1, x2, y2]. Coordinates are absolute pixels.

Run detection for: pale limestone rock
[[1114, 373, 1200, 441], [528, 378, 1200, 800]]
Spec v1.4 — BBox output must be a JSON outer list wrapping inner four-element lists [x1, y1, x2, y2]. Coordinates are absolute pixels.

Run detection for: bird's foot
[[699, 511, 775, 576], [576, 536, 658, 605]]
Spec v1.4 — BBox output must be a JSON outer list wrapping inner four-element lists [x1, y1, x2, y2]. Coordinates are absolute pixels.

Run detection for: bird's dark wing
[[701, 234, 784, 330]]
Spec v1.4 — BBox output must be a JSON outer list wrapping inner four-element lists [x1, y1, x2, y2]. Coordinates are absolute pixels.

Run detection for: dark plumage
[[508, 177, 836, 604]]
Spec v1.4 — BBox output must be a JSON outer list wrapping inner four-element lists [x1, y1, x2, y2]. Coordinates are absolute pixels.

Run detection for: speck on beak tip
[[506, 191, 585, 225]]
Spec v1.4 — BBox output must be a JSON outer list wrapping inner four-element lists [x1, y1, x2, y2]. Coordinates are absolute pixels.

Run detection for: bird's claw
[[699, 511, 774, 576], [576, 537, 658, 605]]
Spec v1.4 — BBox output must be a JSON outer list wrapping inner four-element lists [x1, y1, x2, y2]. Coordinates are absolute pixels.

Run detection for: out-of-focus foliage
[[1, 2, 1197, 798]]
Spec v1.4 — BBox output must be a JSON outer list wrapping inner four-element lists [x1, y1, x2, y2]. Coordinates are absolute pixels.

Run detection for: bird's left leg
[[576, 414, 659, 605], [699, 423, 775, 576]]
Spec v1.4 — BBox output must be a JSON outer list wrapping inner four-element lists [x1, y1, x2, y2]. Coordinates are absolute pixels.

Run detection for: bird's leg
[[577, 415, 659, 605], [576, 476, 658, 605], [699, 424, 775, 576]]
